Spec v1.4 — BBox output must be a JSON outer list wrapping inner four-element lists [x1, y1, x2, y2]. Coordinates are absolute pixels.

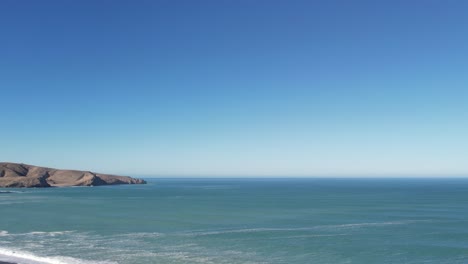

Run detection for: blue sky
[[1, 1, 467, 177]]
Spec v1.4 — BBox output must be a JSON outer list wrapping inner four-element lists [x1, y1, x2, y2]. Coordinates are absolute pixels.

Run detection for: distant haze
[[1, 1, 467, 177]]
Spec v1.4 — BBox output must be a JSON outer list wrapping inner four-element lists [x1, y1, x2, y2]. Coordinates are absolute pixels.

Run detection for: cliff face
[[0, 162, 146, 188]]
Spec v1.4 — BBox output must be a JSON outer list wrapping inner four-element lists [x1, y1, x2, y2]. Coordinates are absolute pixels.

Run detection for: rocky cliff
[[0, 162, 146, 188]]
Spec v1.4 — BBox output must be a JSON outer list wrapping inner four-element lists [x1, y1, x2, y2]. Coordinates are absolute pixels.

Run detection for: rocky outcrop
[[0, 162, 146, 188]]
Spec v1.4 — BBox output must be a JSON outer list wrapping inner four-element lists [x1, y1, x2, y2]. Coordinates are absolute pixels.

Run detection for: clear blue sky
[[1, 1, 467, 177]]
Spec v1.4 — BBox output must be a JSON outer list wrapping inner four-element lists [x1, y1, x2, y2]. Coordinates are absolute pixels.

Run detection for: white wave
[[0, 201, 27, 205], [25, 231, 75, 237], [0, 247, 116, 264], [327, 219, 431, 229], [246, 233, 349, 241], [185, 220, 428, 236], [0, 230, 269, 264], [0, 231, 76, 239], [112, 232, 164, 239]]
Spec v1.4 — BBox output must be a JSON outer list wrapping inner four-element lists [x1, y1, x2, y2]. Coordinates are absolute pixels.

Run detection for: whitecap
[[0, 247, 116, 264], [112, 232, 164, 239], [184, 220, 429, 236], [25, 231, 75, 237]]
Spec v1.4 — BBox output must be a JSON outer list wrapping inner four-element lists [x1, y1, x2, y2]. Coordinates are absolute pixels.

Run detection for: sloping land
[[0, 162, 146, 188]]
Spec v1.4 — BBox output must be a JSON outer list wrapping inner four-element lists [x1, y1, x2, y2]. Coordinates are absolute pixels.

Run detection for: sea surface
[[1, 178, 468, 264]]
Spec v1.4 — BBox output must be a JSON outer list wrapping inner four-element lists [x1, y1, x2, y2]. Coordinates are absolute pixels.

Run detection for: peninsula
[[0, 162, 146, 188]]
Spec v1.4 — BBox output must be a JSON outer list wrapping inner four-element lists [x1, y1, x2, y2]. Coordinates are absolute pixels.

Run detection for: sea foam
[[0, 247, 116, 264]]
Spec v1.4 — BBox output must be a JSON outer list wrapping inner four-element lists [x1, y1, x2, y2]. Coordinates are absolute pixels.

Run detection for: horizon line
[[131, 174, 468, 179]]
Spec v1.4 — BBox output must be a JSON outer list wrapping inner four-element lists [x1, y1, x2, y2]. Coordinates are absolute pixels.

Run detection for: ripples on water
[[1, 178, 468, 264]]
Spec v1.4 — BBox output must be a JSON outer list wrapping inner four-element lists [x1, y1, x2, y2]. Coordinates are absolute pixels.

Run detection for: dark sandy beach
[[0, 261, 16, 264]]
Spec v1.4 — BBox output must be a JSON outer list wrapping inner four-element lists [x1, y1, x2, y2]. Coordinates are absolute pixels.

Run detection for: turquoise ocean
[[1, 178, 468, 264]]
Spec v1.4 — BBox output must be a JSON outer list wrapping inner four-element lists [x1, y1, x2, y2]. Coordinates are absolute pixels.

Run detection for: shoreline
[[0, 250, 50, 264]]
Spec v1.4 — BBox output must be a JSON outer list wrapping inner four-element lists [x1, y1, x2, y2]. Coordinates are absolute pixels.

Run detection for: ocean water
[[1, 178, 468, 264]]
